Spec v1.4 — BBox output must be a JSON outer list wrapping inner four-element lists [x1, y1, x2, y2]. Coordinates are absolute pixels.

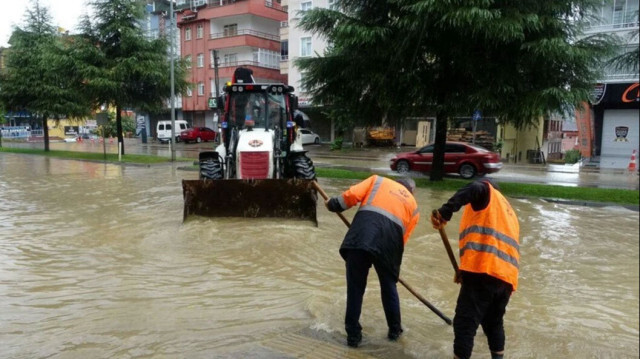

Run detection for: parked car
[[179, 127, 217, 143], [300, 129, 320, 145], [157, 120, 189, 144], [389, 141, 503, 179]]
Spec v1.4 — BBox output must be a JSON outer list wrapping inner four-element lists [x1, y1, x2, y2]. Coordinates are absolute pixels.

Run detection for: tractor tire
[[199, 152, 224, 180], [288, 153, 316, 180]]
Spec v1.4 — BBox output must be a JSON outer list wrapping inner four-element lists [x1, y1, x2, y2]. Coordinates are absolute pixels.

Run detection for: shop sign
[[614, 126, 629, 142], [590, 83, 606, 105]]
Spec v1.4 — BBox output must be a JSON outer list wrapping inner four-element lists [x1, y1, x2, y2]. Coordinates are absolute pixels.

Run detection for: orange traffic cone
[[628, 149, 637, 172]]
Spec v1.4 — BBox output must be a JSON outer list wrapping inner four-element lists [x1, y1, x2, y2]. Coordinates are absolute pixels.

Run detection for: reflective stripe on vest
[[340, 175, 418, 244], [360, 176, 406, 235], [459, 184, 520, 290]]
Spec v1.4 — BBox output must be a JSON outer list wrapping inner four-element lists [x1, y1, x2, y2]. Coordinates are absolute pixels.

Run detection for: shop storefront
[[590, 82, 639, 169]]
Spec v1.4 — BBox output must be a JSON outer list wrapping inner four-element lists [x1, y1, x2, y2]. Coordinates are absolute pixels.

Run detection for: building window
[[196, 24, 204, 39], [224, 24, 238, 37], [185, 27, 191, 41], [301, 1, 312, 12], [252, 48, 280, 68], [198, 82, 205, 96], [299, 71, 308, 92], [185, 55, 192, 69], [300, 37, 312, 57], [186, 86, 193, 97], [197, 53, 204, 68], [280, 40, 288, 61], [224, 53, 238, 66]]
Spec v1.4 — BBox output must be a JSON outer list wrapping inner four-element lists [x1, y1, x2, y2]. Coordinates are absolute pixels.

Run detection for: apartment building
[[582, 0, 639, 169], [176, 0, 287, 129], [142, 0, 184, 140]]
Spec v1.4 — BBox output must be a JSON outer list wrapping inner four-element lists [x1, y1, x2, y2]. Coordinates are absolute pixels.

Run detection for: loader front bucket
[[182, 179, 318, 224]]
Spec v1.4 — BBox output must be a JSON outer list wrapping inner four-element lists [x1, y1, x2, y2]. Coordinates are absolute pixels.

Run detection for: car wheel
[[396, 160, 410, 174], [459, 163, 477, 179], [314, 137, 320, 144], [196, 137, 202, 143], [175, 136, 181, 143]]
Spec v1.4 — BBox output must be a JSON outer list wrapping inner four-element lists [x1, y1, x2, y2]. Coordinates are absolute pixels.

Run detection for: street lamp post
[[170, 0, 176, 161]]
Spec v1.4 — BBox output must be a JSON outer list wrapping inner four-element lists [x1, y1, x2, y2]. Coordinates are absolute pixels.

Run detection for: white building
[[582, 0, 639, 169]]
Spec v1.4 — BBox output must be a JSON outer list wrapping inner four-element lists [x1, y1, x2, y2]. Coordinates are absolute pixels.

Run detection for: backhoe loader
[[182, 68, 317, 223]]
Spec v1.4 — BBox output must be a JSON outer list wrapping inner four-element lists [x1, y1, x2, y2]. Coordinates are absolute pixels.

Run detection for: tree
[[297, 0, 615, 180], [76, 0, 188, 155], [0, 0, 93, 151]]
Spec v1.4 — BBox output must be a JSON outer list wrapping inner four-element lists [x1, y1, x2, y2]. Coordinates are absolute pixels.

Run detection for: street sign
[[208, 97, 218, 109], [473, 110, 482, 121]]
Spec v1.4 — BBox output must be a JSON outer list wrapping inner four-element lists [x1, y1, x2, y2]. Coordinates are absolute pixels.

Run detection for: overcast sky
[[0, 0, 89, 47]]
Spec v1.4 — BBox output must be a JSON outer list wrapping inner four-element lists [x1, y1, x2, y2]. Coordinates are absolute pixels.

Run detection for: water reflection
[[0, 153, 638, 358]]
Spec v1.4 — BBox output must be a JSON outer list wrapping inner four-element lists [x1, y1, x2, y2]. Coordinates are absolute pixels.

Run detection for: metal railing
[[210, 28, 280, 41], [584, 21, 640, 33], [215, 60, 280, 70]]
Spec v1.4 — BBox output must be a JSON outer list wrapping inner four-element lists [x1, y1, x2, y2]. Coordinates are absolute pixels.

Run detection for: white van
[[157, 120, 189, 143]]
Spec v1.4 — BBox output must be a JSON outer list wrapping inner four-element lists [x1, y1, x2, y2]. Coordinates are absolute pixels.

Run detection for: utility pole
[[170, 0, 176, 161]]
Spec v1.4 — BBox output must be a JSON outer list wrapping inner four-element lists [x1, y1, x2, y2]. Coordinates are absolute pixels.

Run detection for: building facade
[[176, 0, 287, 131], [582, 0, 639, 169]]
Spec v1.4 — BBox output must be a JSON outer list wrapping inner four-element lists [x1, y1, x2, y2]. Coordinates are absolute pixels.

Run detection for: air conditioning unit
[[280, 21, 288, 28], [193, 0, 207, 7]]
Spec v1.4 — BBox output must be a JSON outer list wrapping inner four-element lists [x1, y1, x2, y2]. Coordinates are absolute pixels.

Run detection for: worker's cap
[[396, 178, 416, 194]]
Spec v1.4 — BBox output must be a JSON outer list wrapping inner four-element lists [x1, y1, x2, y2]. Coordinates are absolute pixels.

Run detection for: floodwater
[[0, 153, 638, 359]]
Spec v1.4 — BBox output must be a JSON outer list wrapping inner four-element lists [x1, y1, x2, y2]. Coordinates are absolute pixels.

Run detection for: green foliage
[[95, 111, 135, 137], [73, 0, 189, 153], [314, 167, 638, 205], [330, 137, 344, 151], [296, 0, 616, 180], [0, 0, 94, 151], [564, 149, 581, 164], [0, 147, 189, 164]]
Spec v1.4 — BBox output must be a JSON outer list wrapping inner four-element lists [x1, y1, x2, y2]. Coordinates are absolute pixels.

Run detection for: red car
[[390, 141, 503, 179], [179, 127, 217, 143]]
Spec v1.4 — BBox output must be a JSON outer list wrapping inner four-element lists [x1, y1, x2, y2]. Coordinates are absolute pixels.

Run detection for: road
[[5, 137, 639, 190]]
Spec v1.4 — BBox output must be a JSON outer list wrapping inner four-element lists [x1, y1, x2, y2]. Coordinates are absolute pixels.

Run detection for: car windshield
[[228, 92, 286, 129]]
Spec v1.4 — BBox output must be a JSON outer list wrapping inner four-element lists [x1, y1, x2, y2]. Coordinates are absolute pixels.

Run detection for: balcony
[[585, 22, 639, 34], [212, 60, 280, 70], [210, 28, 279, 41]]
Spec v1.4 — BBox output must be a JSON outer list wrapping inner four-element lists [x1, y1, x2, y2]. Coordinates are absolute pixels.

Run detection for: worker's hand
[[324, 199, 330, 210], [430, 210, 447, 230], [453, 270, 462, 284]]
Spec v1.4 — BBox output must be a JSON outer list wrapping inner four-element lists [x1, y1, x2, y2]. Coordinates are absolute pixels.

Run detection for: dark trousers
[[344, 249, 401, 336], [453, 272, 512, 359]]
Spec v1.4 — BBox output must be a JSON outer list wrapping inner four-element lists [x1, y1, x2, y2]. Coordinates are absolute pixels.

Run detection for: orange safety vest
[[339, 175, 419, 244], [459, 183, 520, 290]]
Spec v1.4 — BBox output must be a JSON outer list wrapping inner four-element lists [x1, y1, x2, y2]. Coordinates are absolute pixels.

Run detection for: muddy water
[[0, 153, 638, 358]]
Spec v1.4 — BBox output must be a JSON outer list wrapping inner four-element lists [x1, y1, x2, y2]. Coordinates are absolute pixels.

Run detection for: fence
[[0, 126, 31, 139]]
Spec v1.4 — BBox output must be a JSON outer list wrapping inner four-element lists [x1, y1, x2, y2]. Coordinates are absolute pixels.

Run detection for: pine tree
[[297, 0, 616, 180], [77, 0, 188, 155], [0, 0, 93, 151]]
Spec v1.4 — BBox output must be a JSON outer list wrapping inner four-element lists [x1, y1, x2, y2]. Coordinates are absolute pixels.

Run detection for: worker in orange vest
[[324, 175, 420, 348], [431, 178, 519, 359]]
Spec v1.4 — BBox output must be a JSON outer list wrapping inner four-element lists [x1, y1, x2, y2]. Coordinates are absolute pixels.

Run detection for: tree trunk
[[430, 111, 448, 181], [430, 53, 452, 182], [116, 104, 125, 156], [42, 115, 50, 152]]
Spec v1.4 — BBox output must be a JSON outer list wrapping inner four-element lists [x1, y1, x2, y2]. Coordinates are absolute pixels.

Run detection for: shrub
[[564, 149, 581, 164], [331, 137, 343, 151]]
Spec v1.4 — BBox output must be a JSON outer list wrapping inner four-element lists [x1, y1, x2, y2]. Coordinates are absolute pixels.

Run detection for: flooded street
[[1, 153, 638, 358]]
